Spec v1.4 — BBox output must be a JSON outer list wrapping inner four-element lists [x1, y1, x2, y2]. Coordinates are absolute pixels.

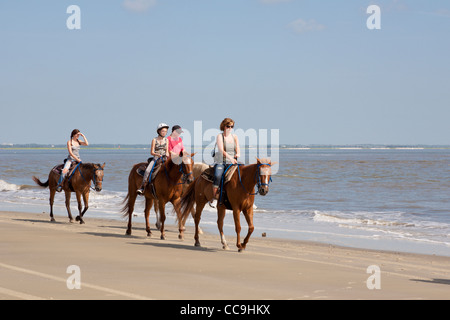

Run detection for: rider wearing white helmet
[[137, 123, 170, 195]]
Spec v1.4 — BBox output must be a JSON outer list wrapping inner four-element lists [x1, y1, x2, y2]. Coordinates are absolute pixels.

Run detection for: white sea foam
[[0, 179, 21, 192]]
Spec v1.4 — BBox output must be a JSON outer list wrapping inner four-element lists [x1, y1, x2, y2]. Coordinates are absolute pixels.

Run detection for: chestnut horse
[[180, 158, 273, 251], [154, 162, 208, 232], [122, 151, 194, 240], [32, 162, 105, 224]]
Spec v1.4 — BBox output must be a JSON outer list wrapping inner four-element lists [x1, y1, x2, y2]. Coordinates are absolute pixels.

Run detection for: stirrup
[[137, 187, 145, 196], [56, 185, 63, 193]]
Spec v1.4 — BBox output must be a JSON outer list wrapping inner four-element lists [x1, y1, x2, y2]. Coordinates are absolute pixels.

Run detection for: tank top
[[68, 141, 81, 161], [214, 134, 236, 164], [153, 137, 168, 156]]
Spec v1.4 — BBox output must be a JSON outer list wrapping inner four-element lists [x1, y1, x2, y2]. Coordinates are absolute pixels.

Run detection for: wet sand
[[1, 211, 449, 300]]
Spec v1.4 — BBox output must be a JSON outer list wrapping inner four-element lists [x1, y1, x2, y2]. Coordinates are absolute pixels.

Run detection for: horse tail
[[121, 192, 131, 218], [178, 181, 196, 223], [32, 176, 49, 188]]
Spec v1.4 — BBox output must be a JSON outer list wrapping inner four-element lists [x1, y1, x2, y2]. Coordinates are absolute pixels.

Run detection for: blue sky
[[0, 0, 449, 145]]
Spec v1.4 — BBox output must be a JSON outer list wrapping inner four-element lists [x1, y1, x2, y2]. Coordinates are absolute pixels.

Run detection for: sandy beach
[[1, 210, 449, 300]]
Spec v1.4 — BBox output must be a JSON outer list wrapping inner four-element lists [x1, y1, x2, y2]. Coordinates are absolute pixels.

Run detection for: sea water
[[0, 147, 449, 256]]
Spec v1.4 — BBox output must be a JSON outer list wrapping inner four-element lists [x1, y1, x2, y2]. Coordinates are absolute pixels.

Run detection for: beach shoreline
[[1, 210, 449, 300]]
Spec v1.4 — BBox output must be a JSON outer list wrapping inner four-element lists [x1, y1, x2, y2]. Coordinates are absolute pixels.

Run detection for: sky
[[0, 0, 449, 146]]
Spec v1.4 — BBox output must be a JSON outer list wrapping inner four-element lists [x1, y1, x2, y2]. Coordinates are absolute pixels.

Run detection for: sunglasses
[[226, 125, 234, 129]]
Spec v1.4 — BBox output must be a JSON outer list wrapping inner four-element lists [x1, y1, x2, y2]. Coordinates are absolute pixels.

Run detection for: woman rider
[[137, 123, 170, 195], [212, 118, 240, 200], [56, 129, 89, 192]]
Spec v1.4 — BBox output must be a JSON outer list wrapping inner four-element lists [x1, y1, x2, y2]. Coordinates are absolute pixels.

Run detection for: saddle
[[52, 162, 79, 192], [200, 164, 238, 184], [136, 158, 163, 182], [201, 165, 238, 210], [52, 162, 78, 177]]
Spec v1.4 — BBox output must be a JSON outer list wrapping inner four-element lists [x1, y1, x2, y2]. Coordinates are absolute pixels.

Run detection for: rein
[[232, 163, 273, 196], [69, 163, 103, 191], [162, 157, 193, 185]]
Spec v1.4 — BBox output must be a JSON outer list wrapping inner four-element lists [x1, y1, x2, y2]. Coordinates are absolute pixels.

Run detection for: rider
[[212, 118, 240, 200], [167, 125, 185, 154], [56, 129, 89, 192], [137, 123, 170, 195]]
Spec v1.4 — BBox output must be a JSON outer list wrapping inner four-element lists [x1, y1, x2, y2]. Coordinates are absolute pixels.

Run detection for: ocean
[[1, 147, 449, 256]]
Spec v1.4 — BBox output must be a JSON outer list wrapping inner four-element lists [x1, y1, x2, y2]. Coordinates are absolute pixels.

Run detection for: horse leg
[[217, 206, 229, 250], [241, 208, 255, 251], [76, 192, 89, 224], [144, 197, 153, 237], [154, 199, 160, 230], [158, 201, 166, 240], [125, 193, 137, 236], [49, 188, 56, 222], [191, 206, 203, 235], [194, 203, 205, 247], [172, 198, 185, 240], [232, 209, 243, 252], [81, 191, 89, 217], [75, 192, 84, 224], [64, 191, 74, 223]]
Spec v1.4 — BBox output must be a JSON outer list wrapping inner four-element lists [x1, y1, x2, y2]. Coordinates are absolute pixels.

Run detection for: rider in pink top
[[168, 125, 185, 154]]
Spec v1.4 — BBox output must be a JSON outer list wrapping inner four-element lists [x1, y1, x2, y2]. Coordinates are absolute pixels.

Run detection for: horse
[[179, 158, 274, 252], [121, 151, 195, 240], [154, 162, 208, 232], [32, 162, 105, 224]]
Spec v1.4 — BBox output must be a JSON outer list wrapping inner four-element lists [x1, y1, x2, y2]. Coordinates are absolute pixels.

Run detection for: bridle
[[236, 163, 273, 195]]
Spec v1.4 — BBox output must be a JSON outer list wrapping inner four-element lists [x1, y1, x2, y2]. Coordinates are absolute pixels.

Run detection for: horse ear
[[256, 157, 261, 164], [190, 152, 196, 158], [102, 162, 106, 169]]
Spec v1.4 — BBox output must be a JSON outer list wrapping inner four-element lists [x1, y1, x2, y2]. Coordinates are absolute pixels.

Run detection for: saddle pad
[[51, 163, 77, 176], [201, 165, 238, 184], [136, 162, 162, 182]]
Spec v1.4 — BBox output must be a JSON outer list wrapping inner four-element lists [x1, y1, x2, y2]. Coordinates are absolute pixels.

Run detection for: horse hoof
[[79, 220, 85, 225], [50, 218, 56, 222], [178, 234, 184, 240], [125, 230, 132, 236], [223, 245, 230, 250], [195, 242, 201, 247], [75, 216, 80, 221], [147, 232, 152, 237], [161, 235, 166, 240], [69, 219, 74, 223]]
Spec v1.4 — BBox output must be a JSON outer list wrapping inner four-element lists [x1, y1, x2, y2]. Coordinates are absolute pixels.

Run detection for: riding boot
[[56, 173, 66, 192], [137, 181, 147, 196]]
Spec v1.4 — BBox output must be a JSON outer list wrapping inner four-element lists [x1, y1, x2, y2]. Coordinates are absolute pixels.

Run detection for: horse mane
[[258, 158, 271, 164]]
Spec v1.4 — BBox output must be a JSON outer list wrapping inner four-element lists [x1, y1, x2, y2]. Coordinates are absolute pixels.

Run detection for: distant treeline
[[1, 143, 449, 149]]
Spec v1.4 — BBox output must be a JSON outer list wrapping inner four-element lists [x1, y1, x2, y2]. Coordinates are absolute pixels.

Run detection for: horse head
[[170, 151, 195, 184], [256, 158, 274, 196], [93, 163, 105, 192]]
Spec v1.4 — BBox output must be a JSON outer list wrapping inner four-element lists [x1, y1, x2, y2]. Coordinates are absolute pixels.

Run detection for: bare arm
[[78, 133, 89, 146]]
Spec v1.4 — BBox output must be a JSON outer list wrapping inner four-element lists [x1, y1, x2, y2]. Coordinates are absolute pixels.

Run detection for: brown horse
[[180, 158, 274, 251], [154, 162, 208, 232], [32, 162, 105, 224], [122, 151, 195, 239]]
